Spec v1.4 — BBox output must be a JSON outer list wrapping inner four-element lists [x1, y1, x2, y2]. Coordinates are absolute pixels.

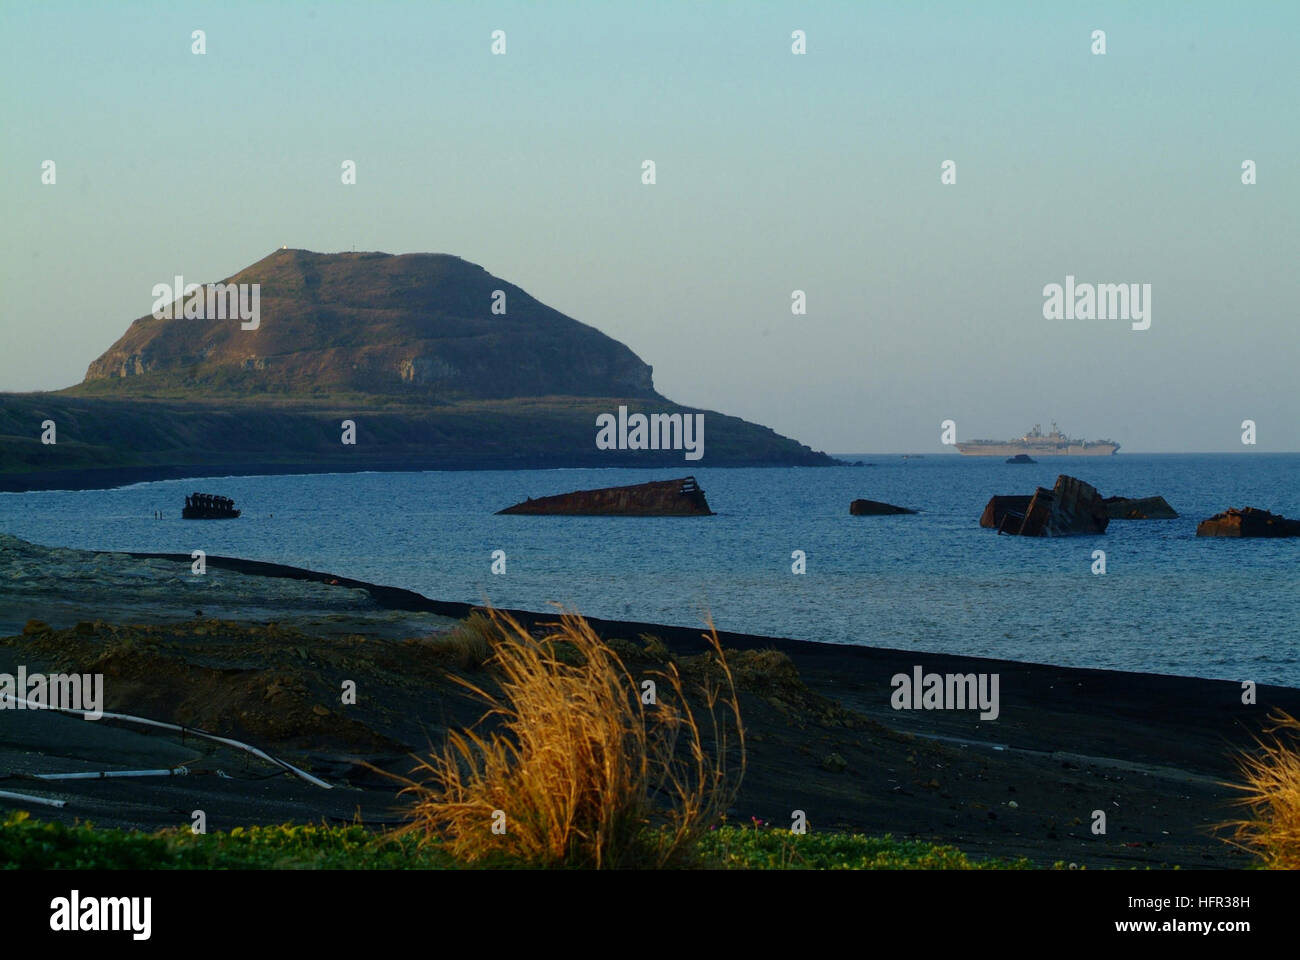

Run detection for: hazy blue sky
[[2, 1, 1296, 452]]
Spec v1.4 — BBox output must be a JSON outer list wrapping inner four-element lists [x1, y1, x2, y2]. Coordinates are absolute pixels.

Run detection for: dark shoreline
[[124, 549, 1300, 780], [126, 547, 1300, 690], [3, 543, 1294, 867], [0, 457, 846, 494], [0, 388, 842, 493], [6, 451, 1293, 494]]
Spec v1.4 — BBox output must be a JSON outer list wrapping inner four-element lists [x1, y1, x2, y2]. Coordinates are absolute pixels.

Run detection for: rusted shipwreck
[[980, 495, 1033, 529], [1196, 507, 1300, 538], [850, 498, 916, 516], [980, 475, 1109, 536], [1103, 495, 1178, 520], [182, 492, 240, 519], [497, 476, 713, 517]]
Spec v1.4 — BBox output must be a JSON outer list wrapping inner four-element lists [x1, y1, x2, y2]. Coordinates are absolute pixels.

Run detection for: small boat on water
[[182, 492, 241, 519]]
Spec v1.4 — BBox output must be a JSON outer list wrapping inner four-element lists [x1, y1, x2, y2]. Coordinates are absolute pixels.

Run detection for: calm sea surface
[[2, 454, 1297, 686]]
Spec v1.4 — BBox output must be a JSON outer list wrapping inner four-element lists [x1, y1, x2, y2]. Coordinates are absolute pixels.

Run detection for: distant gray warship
[[956, 422, 1119, 457]]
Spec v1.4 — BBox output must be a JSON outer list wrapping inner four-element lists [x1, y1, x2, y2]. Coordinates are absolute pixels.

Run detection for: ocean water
[[1, 454, 1297, 686]]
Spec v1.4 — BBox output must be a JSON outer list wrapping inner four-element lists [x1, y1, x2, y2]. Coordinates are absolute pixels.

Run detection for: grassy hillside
[[0, 392, 836, 490]]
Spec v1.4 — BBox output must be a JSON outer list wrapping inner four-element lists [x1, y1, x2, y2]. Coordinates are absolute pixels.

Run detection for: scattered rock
[[1196, 507, 1300, 538], [850, 499, 917, 516], [822, 752, 848, 772], [22, 619, 50, 635]]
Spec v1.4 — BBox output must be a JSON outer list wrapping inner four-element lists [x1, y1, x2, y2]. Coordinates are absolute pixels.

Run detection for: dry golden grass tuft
[[1222, 710, 1300, 869], [394, 608, 744, 868], [414, 611, 500, 670]]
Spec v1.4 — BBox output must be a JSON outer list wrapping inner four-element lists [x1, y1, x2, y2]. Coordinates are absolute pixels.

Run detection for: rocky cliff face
[[82, 249, 659, 400]]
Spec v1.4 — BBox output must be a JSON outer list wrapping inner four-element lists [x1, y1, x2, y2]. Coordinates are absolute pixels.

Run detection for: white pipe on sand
[[30, 767, 190, 781], [0, 693, 332, 789], [0, 789, 66, 809]]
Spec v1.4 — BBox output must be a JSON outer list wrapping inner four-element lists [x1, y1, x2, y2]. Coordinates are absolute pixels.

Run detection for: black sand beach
[[2, 537, 1295, 869]]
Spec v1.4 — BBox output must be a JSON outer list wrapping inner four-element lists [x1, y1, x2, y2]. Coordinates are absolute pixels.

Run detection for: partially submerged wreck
[[984, 490, 1177, 528], [497, 476, 713, 516], [979, 495, 1033, 529], [850, 499, 916, 516], [183, 492, 240, 519], [983, 475, 1109, 536], [1196, 507, 1300, 538], [1104, 495, 1179, 520]]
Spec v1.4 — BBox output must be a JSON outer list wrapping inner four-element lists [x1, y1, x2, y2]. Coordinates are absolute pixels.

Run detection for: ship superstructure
[[955, 422, 1119, 456]]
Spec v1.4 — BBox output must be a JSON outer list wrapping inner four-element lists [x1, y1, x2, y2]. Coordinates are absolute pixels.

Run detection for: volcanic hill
[[1, 249, 835, 490], [80, 249, 657, 400]]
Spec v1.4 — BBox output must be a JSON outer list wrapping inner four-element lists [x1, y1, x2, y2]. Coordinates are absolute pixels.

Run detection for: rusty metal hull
[[991, 475, 1109, 537], [497, 476, 713, 516], [1197, 507, 1300, 538], [980, 495, 1033, 528], [1104, 496, 1179, 520], [849, 499, 916, 516]]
